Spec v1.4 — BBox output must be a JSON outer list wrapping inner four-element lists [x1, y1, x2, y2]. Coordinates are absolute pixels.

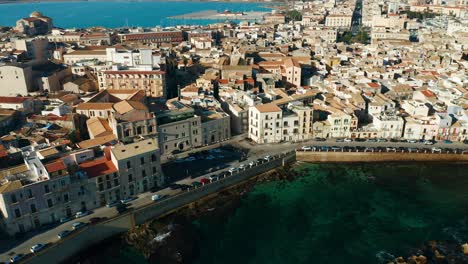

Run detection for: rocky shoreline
[[386, 241, 468, 264]]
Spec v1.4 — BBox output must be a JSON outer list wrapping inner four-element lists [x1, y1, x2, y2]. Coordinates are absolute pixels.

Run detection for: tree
[[286, 10, 302, 22]]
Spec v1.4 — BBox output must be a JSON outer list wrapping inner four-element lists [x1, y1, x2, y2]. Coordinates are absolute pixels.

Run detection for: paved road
[[1, 138, 467, 262]]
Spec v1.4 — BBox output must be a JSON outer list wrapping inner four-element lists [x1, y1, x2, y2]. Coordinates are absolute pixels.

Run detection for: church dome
[[30, 11, 43, 18]]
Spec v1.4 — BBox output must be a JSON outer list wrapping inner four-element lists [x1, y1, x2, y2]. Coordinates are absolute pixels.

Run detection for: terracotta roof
[[79, 157, 117, 178], [421, 90, 436, 97], [103, 70, 165, 75], [78, 134, 117, 149], [367, 82, 380, 88], [219, 79, 229, 84], [0, 96, 31, 104], [86, 117, 113, 138], [45, 160, 66, 173], [113, 100, 148, 114], [255, 103, 281, 113]]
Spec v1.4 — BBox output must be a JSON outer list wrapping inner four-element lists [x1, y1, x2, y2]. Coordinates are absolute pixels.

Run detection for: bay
[[0, 1, 272, 28]]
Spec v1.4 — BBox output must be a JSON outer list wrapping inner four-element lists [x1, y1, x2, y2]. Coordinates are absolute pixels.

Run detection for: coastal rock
[[407, 255, 427, 264]]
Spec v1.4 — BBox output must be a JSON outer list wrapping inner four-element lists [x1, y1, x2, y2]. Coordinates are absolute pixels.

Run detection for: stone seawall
[[296, 151, 468, 163], [27, 152, 296, 264]]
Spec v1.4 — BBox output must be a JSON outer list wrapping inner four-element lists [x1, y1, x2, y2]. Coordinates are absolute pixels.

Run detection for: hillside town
[[0, 0, 466, 243]]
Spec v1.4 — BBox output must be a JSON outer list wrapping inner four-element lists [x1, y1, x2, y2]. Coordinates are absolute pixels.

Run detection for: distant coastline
[[0, 0, 280, 4]]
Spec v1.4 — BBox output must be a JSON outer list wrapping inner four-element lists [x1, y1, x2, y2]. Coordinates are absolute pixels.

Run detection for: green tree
[[286, 10, 302, 22]]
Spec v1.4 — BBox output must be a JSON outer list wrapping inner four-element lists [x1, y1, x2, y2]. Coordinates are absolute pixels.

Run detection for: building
[[98, 70, 166, 98], [118, 31, 183, 45], [0, 64, 34, 96], [110, 138, 164, 197], [15, 11, 53, 36]]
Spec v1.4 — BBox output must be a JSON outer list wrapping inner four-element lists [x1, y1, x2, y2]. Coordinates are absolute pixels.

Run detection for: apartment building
[[98, 70, 166, 98], [110, 138, 164, 197]]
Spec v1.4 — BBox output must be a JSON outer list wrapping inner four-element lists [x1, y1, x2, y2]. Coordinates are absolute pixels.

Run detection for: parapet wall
[[296, 151, 468, 163]]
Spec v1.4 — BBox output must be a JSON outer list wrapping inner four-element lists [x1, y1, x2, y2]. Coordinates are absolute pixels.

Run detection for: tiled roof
[[45, 160, 66, 173], [79, 157, 117, 178], [0, 96, 31, 104], [255, 103, 281, 113]]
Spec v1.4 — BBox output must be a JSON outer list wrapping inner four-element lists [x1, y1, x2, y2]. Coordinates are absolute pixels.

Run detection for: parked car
[[120, 196, 137, 204], [248, 161, 256, 167], [30, 243, 46, 253], [301, 146, 312, 151], [355, 138, 366, 142], [105, 201, 121, 208], [377, 138, 388, 142], [331, 146, 342, 151], [72, 222, 87, 230], [191, 182, 202, 188], [57, 230, 71, 239], [9, 254, 24, 263], [60, 217, 72, 223], [228, 167, 238, 174], [386, 147, 397, 152], [208, 175, 219, 181], [168, 184, 181, 190], [200, 178, 210, 185], [424, 140, 435, 145], [335, 138, 345, 142], [407, 139, 417, 143], [179, 184, 191, 191], [263, 155, 272, 161], [367, 138, 377, 142], [116, 203, 128, 214], [344, 138, 353, 142], [364, 147, 375, 152], [406, 148, 418, 152], [89, 217, 106, 224], [314, 137, 326, 141], [151, 194, 162, 201], [432, 147, 442, 152], [75, 211, 90, 218], [443, 139, 453, 144]]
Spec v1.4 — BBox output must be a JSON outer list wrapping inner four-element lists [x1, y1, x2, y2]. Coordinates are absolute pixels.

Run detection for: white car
[[344, 138, 353, 142], [424, 140, 434, 145], [75, 211, 90, 218], [432, 147, 442, 152], [72, 222, 87, 230], [30, 243, 46, 253], [263, 155, 272, 161], [248, 161, 255, 167], [407, 139, 417, 143], [386, 147, 397, 152], [228, 167, 238, 174], [238, 164, 246, 170], [301, 146, 312, 151], [151, 194, 161, 201]]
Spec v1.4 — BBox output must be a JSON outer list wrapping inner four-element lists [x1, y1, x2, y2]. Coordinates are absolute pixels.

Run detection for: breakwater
[[25, 152, 295, 264]]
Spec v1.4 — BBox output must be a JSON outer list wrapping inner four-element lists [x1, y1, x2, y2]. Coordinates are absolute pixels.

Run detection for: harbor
[[169, 9, 268, 20]]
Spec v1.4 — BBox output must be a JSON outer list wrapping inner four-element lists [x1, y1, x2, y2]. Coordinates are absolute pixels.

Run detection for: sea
[[0, 1, 272, 28], [83, 162, 468, 264]]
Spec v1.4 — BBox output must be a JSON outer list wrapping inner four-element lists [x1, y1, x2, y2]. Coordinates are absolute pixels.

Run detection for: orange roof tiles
[[45, 160, 66, 173], [79, 157, 117, 178]]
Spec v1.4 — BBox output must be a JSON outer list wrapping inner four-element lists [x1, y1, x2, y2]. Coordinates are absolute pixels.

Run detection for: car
[[179, 184, 191, 191], [256, 158, 265, 164], [364, 147, 375, 152], [200, 178, 210, 185], [9, 254, 24, 263], [406, 147, 418, 152], [116, 203, 128, 214], [335, 138, 345, 142], [57, 230, 71, 239], [151, 194, 162, 201], [75, 211, 90, 218], [72, 222, 87, 230], [248, 161, 256, 167], [424, 140, 435, 145], [301, 146, 312, 151], [191, 182, 202, 188], [208, 175, 219, 181], [314, 137, 326, 141], [432, 147, 442, 152], [443, 139, 453, 144], [89, 217, 106, 224], [407, 139, 417, 143], [263, 155, 272, 161], [238, 164, 246, 170], [169, 184, 181, 190], [228, 167, 238, 174], [377, 138, 388, 142], [120, 196, 137, 204], [105, 201, 121, 208], [344, 138, 353, 142], [320, 146, 330, 151], [355, 138, 366, 142], [367, 138, 377, 142], [30, 243, 46, 253], [386, 147, 397, 152], [60, 216, 72, 223], [331, 146, 342, 151]]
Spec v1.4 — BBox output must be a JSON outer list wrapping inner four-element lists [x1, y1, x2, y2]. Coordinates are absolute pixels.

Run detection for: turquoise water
[[0, 1, 271, 28], [193, 163, 468, 264]]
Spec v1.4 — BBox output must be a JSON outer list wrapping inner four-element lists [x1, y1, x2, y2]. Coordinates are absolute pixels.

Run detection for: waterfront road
[[1, 139, 467, 262]]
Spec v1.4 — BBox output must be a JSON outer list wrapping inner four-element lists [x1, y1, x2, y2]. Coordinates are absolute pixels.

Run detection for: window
[[107, 182, 112, 189], [128, 174, 133, 182], [10, 194, 17, 203], [140, 157, 145, 165], [142, 170, 146, 177], [153, 167, 157, 174], [44, 185, 50, 193], [64, 194, 69, 202], [14, 209, 21, 218], [47, 199, 53, 208], [114, 179, 119, 186], [106, 175, 110, 181], [30, 204, 37, 213], [151, 154, 157, 162], [127, 161, 132, 169], [27, 189, 33, 199], [98, 184, 104, 191]]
